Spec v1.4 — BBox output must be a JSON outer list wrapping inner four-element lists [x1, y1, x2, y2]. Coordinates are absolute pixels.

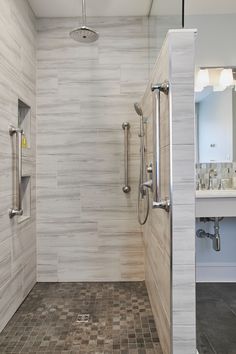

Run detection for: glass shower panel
[[148, 0, 183, 73]]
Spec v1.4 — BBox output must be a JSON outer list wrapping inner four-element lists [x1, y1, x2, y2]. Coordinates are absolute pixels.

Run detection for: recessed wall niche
[[18, 176, 31, 223], [18, 99, 31, 149]]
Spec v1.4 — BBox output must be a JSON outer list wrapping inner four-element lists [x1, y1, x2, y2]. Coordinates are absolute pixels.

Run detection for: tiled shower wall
[[36, 17, 149, 281], [0, 0, 36, 332]]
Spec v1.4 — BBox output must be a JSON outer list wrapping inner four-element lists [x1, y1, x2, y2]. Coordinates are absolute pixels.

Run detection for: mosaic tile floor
[[0, 282, 163, 354]]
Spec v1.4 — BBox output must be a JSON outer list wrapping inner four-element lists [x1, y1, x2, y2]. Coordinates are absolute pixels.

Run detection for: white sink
[[196, 189, 236, 217], [196, 189, 236, 198]]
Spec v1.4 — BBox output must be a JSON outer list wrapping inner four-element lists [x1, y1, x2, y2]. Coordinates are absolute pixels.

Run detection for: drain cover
[[76, 314, 90, 323]]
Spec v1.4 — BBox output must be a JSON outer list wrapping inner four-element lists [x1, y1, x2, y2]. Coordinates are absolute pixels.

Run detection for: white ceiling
[[28, 0, 152, 18], [151, 0, 236, 15], [185, 0, 236, 15], [28, 0, 236, 18]]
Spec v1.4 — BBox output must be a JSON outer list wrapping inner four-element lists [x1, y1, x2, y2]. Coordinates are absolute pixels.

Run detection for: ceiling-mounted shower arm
[[70, 0, 99, 43], [82, 0, 87, 27]]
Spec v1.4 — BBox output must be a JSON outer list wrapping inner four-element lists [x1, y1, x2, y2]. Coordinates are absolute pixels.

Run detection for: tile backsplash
[[196, 162, 236, 190]]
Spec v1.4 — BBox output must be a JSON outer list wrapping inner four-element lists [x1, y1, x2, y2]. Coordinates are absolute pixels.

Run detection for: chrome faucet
[[218, 179, 224, 190], [207, 168, 217, 190]]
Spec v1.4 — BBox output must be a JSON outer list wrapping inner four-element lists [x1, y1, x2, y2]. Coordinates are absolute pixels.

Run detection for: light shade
[[219, 69, 234, 87], [196, 69, 210, 89]]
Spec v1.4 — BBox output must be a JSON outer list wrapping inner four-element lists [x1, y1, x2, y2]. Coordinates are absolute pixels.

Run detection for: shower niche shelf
[[18, 99, 31, 149], [18, 176, 31, 223]]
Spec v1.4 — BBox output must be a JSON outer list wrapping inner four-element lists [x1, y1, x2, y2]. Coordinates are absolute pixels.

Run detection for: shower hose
[[137, 129, 149, 225]]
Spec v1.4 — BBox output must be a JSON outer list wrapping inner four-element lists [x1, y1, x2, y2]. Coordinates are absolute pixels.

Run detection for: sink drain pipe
[[196, 217, 224, 252]]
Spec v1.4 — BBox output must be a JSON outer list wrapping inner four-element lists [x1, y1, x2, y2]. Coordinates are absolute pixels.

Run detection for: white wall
[[185, 14, 236, 67]]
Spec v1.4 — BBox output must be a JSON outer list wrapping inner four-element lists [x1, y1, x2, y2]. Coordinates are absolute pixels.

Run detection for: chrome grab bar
[[9, 126, 23, 218], [122, 122, 131, 193], [151, 82, 170, 212]]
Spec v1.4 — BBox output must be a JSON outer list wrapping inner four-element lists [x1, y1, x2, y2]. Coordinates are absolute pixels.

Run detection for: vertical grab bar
[[151, 82, 170, 212], [9, 126, 23, 218], [122, 122, 131, 193]]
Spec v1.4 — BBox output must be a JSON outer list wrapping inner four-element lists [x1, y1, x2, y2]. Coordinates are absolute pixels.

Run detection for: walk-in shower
[[134, 103, 149, 225], [70, 0, 99, 43]]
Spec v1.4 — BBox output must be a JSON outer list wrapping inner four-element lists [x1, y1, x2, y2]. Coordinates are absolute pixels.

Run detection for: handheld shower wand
[[134, 102, 143, 117], [134, 102, 149, 225]]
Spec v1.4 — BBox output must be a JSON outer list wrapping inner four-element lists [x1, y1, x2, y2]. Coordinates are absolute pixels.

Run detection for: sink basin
[[196, 189, 236, 217]]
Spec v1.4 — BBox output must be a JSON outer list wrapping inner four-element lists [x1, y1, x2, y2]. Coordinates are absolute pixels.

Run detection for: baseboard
[[196, 262, 236, 282]]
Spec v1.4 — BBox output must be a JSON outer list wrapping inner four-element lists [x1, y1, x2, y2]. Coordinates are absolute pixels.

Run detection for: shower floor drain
[[76, 314, 90, 323]]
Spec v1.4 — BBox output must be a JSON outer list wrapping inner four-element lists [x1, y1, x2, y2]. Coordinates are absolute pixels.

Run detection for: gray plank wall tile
[[170, 31, 196, 354], [36, 17, 149, 282], [0, 0, 37, 332]]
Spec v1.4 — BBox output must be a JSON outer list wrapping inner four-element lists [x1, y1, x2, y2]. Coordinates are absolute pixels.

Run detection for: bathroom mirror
[[196, 84, 236, 163]]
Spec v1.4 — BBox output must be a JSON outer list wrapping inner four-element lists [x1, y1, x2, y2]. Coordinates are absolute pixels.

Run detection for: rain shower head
[[134, 102, 143, 116], [70, 26, 99, 43], [70, 0, 99, 43]]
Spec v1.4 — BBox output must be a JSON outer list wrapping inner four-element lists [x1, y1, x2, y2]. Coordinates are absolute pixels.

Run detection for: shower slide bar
[[151, 82, 170, 212], [122, 122, 131, 193], [9, 126, 23, 218]]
